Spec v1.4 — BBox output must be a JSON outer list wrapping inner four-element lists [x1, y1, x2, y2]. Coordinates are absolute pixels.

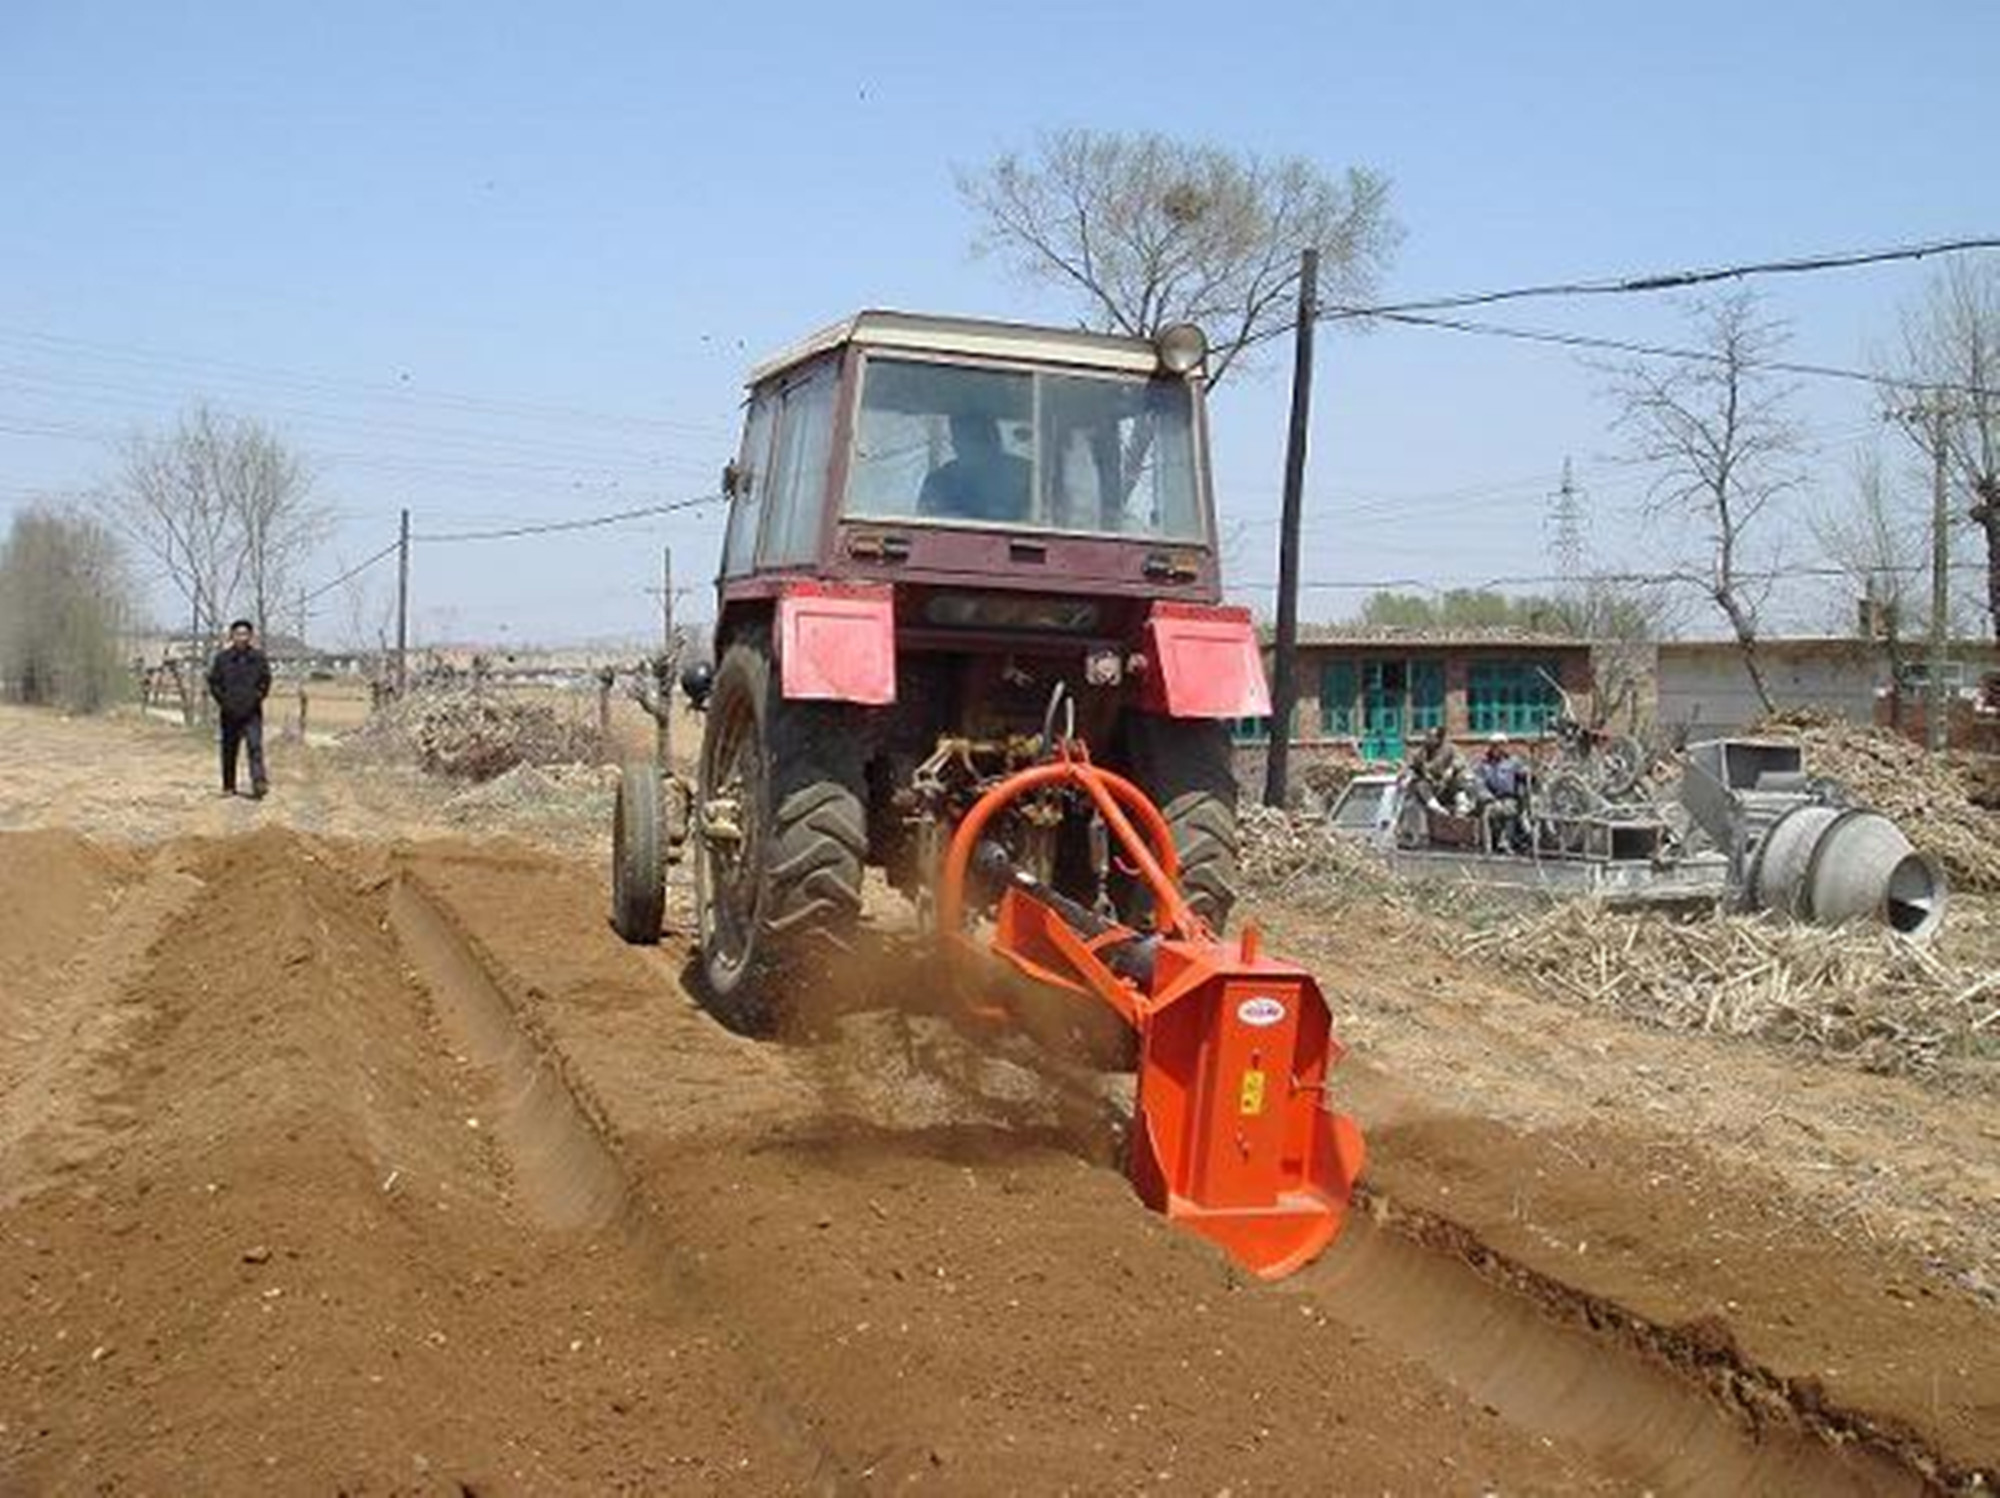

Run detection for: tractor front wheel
[[694, 639, 866, 1024], [610, 761, 665, 944]]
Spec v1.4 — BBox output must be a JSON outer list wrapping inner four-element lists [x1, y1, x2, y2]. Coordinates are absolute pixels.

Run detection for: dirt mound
[[0, 830, 778, 1493], [0, 829, 138, 1007]]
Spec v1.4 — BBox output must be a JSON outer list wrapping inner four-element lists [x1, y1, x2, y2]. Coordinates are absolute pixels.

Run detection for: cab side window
[[721, 392, 777, 577], [759, 360, 837, 567]]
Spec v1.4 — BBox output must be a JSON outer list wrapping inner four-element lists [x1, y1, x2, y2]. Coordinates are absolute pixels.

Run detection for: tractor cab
[[718, 311, 1220, 598]]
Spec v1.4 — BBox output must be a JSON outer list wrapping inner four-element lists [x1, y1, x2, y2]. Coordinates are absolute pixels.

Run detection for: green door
[[1359, 659, 1408, 762]]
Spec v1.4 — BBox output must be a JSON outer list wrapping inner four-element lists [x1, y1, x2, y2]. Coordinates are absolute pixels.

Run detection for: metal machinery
[[609, 311, 1365, 1277], [1680, 738, 1947, 937]]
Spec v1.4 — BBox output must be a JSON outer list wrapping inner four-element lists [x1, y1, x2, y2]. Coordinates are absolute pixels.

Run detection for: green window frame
[[1230, 705, 1299, 746], [1410, 659, 1445, 732], [1467, 660, 1562, 735], [1319, 661, 1357, 735]]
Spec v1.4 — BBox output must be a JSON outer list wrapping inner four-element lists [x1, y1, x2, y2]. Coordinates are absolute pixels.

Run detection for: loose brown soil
[[1, 705, 1995, 1493]]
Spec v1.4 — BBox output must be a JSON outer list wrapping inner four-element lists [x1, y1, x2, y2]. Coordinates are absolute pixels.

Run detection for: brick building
[[1235, 626, 1597, 769]]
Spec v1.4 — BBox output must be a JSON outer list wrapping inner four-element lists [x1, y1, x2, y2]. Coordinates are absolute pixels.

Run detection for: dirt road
[[1, 706, 1995, 1493]]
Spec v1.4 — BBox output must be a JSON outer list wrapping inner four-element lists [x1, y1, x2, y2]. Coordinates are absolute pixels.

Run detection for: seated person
[[1473, 733, 1532, 853], [1406, 725, 1466, 812], [919, 413, 1031, 523]]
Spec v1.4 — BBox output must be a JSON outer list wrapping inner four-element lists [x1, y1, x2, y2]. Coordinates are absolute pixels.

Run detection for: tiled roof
[[1260, 623, 1591, 648]]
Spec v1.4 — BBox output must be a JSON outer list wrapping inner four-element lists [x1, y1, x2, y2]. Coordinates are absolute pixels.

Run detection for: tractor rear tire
[[695, 638, 866, 1023], [611, 761, 665, 944], [1119, 715, 1241, 932]]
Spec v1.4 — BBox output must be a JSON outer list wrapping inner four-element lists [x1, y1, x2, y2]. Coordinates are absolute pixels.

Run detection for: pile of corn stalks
[[1238, 803, 1387, 897], [347, 684, 605, 781], [1459, 900, 2000, 1078]]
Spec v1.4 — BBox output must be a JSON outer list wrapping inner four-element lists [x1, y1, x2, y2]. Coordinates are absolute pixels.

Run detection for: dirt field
[[2, 705, 1995, 1494]]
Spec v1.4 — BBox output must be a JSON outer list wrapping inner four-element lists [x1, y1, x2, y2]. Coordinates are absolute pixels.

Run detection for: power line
[[1360, 308, 2000, 399], [1323, 235, 2000, 322], [1233, 559, 1993, 594], [0, 324, 733, 439], [297, 538, 403, 609], [410, 492, 723, 543]]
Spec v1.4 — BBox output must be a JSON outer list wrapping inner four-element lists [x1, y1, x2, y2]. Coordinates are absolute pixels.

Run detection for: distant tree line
[[0, 507, 132, 712], [1349, 585, 1655, 642]]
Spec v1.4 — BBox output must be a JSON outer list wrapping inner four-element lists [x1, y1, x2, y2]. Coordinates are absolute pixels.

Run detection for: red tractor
[[612, 311, 1268, 1004], [608, 311, 1365, 1280]]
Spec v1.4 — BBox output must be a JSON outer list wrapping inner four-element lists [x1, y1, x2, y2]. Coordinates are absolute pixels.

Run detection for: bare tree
[[106, 403, 324, 646], [1887, 257, 2000, 639], [1814, 447, 1925, 621], [957, 129, 1400, 386], [1812, 448, 1923, 722], [219, 416, 323, 635], [1608, 292, 1803, 716]]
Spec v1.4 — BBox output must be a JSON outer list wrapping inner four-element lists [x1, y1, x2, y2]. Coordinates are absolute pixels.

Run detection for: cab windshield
[[843, 356, 1204, 541]]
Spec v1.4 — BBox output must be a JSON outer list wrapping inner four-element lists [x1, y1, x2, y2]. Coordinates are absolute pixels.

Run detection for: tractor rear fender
[[1138, 602, 1271, 720], [776, 581, 896, 705]]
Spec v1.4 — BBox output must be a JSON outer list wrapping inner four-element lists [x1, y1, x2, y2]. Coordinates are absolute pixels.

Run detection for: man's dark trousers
[[221, 710, 267, 795]]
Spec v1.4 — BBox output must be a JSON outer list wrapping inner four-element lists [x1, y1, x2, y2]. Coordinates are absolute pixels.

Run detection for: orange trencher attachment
[[936, 747, 1365, 1279]]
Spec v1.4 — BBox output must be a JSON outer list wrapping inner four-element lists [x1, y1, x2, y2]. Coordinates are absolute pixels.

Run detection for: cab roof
[[745, 309, 1168, 388]]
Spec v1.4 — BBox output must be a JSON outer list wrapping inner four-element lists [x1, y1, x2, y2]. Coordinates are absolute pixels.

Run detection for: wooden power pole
[[395, 506, 411, 695], [1926, 402, 1951, 754], [658, 545, 674, 773], [1262, 247, 1318, 808]]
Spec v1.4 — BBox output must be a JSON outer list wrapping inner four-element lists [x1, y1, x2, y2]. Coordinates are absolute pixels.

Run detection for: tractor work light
[[1155, 323, 1208, 375]]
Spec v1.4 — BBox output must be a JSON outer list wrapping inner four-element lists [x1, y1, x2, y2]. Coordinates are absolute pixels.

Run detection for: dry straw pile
[[349, 685, 604, 781], [1238, 803, 1388, 897], [1460, 901, 1999, 1079]]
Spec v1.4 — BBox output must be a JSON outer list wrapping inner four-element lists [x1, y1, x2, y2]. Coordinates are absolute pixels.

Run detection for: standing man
[[206, 618, 272, 798]]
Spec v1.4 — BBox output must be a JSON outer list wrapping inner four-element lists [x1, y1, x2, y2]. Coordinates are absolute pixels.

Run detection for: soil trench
[[1307, 1207, 1922, 1495], [388, 875, 629, 1234], [1, 766, 1993, 1494], [396, 836, 1982, 1494]]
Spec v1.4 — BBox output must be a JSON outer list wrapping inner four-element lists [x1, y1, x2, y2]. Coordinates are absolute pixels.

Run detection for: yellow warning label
[[1239, 1069, 1267, 1116]]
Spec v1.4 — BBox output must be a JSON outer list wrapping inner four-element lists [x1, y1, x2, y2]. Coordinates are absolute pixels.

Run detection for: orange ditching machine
[[937, 745, 1366, 1280]]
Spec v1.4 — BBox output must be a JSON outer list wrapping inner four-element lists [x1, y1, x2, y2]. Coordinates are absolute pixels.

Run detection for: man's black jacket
[[206, 645, 271, 720]]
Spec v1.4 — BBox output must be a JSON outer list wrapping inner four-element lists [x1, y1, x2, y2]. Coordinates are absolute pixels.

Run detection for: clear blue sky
[[3, 1, 1994, 644]]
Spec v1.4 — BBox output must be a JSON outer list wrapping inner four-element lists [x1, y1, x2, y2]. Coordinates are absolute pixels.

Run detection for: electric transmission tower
[[1547, 457, 1587, 584]]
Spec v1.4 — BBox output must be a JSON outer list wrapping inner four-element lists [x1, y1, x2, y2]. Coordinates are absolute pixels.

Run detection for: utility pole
[[395, 507, 411, 696], [658, 545, 674, 773], [1262, 247, 1318, 808], [1926, 403, 1951, 754]]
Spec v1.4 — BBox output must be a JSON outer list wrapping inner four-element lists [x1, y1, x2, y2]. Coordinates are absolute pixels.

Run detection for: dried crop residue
[[1458, 897, 2000, 1079]]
